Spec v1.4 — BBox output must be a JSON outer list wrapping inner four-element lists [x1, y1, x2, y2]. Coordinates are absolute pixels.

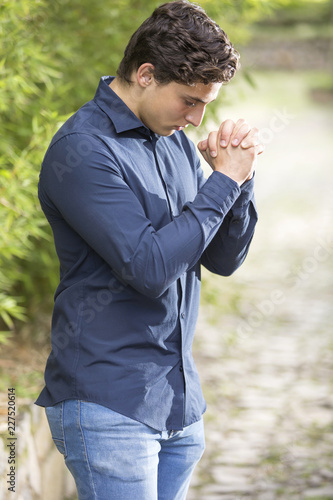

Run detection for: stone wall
[[0, 402, 76, 500], [239, 37, 332, 71]]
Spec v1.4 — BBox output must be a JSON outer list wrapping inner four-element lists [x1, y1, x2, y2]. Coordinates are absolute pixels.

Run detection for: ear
[[136, 63, 155, 88]]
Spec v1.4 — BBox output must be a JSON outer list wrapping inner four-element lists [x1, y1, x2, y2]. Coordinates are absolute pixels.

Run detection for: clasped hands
[[197, 119, 264, 186]]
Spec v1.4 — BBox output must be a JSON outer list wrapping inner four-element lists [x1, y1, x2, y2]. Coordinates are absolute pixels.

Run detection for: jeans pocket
[[45, 402, 68, 458]]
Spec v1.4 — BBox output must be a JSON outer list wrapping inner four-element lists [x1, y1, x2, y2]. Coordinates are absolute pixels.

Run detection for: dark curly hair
[[117, 0, 240, 86]]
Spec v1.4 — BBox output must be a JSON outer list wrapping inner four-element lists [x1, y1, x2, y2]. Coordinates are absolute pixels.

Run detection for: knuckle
[[222, 119, 235, 129], [236, 118, 246, 126], [240, 122, 250, 132]]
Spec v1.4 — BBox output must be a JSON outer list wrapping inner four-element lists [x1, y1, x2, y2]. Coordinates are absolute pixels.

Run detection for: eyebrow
[[183, 94, 217, 104]]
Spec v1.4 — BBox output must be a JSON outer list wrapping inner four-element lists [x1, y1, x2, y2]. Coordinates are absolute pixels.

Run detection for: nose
[[185, 106, 206, 128]]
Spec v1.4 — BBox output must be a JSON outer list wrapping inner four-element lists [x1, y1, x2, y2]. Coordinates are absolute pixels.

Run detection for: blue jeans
[[45, 400, 205, 500]]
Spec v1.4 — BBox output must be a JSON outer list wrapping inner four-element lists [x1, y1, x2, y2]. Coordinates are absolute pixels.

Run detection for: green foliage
[[0, 0, 326, 343], [255, 0, 332, 26], [1, 0, 62, 337], [0, 0, 164, 340]]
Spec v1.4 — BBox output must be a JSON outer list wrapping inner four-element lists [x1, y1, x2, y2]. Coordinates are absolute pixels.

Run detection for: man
[[36, 1, 263, 499]]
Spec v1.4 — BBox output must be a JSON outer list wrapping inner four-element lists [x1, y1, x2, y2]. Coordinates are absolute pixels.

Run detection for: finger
[[240, 144, 265, 156], [197, 139, 208, 151], [198, 146, 207, 160], [256, 144, 265, 155], [230, 120, 251, 146], [198, 147, 213, 169], [197, 142, 210, 159], [240, 127, 259, 149], [207, 131, 218, 157], [218, 119, 235, 147]]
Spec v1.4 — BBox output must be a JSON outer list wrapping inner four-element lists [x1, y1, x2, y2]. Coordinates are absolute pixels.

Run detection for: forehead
[[171, 81, 222, 103]]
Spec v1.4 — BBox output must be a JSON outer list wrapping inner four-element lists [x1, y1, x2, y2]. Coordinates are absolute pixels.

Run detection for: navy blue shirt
[[35, 76, 258, 430]]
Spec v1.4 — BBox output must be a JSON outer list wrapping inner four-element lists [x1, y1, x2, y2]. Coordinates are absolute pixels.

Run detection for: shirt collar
[[93, 76, 157, 139]]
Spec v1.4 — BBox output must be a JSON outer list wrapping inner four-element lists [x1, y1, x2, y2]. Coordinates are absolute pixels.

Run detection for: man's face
[[137, 80, 222, 136]]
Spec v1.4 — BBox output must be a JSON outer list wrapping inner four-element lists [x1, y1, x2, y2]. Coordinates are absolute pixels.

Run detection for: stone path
[[188, 299, 333, 499], [187, 73, 333, 499]]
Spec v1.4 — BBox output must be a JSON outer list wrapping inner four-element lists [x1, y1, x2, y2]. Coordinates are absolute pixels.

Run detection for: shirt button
[[181, 312, 185, 319], [232, 218, 240, 224], [179, 366, 183, 372]]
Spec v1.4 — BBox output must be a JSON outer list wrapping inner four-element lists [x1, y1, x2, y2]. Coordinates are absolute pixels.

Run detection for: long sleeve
[[200, 171, 258, 276], [39, 134, 243, 299]]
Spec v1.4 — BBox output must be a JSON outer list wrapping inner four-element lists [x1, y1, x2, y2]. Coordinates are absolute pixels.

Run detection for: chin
[[155, 130, 174, 137]]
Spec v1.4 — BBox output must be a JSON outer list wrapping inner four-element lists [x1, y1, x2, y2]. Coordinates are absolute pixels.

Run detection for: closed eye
[[185, 100, 196, 107]]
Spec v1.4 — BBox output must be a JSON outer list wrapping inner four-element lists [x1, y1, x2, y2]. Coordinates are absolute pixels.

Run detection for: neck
[[109, 77, 141, 120]]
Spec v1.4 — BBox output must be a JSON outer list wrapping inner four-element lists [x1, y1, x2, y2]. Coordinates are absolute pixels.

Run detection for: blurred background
[[0, 0, 332, 498]]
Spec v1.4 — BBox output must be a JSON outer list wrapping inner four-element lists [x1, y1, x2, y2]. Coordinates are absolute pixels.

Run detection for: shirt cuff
[[200, 170, 241, 213], [232, 173, 256, 210]]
